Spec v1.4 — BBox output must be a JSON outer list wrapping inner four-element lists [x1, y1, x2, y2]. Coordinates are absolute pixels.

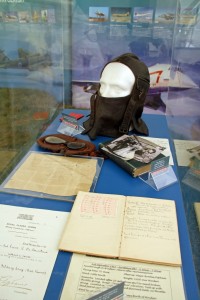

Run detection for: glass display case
[[0, 0, 200, 298], [166, 0, 200, 290], [0, 0, 68, 182], [69, 3, 200, 293]]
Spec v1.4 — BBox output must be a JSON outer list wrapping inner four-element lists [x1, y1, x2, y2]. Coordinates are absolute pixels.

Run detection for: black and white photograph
[[105, 134, 165, 163]]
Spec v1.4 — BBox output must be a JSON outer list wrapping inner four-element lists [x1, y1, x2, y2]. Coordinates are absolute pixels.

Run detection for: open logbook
[[59, 191, 182, 267]]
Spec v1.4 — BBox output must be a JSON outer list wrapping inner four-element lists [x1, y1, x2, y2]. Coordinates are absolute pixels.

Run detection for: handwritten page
[[120, 196, 181, 266], [4, 152, 97, 197], [59, 192, 181, 266], [59, 191, 126, 257], [174, 139, 200, 166], [60, 254, 185, 300], [0, 204, 69, 300]]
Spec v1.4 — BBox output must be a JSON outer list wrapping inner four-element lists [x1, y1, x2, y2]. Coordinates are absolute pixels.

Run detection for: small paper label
[[151, 156, 170, 174], [62, 114, 78, 129]]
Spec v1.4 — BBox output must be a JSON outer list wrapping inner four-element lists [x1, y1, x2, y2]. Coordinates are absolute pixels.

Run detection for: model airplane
[[81, 63, 198, 95], [157, 13, 175, 21], [134, 12, 152, 17], [0, 48, 52, 70], [78, 63, 198, 110], [112, 12, 130, 17], [5, 14, 18, 21], [148, 63, 198, 91], [95, 11, 105, 18]]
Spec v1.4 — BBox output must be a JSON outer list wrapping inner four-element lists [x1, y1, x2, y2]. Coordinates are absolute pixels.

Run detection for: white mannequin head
[[99, 62, 135, 98]]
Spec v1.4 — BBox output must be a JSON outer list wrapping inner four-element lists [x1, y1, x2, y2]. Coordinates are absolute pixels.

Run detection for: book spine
[[99, 145, 135, 176]]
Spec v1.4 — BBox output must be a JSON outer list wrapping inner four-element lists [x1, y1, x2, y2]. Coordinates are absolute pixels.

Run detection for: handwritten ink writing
[[122, 199, 176, 241], [80, 194, 118, 217], [0, 204, 68, 299], [0, 275, 31, 291]]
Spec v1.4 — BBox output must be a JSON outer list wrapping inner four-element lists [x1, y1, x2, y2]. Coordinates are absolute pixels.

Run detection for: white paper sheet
[[0, 204, 69, 300], [61, 254, 186, 300], [173, 139, 200, 166], [4, 152, 98, 197]]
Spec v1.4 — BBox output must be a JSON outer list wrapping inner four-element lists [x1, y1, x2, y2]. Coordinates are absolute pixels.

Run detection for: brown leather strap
[[82, 93, 97, 135], [119, 88, 140, 134], [119, 77, 149, 135]]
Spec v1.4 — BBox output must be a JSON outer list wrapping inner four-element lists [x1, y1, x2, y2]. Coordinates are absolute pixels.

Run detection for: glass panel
[[0, 0, 67, 182], [71, 0, 177, 112], [0, 0, 199, 294], [166, 0, 200, 292]]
